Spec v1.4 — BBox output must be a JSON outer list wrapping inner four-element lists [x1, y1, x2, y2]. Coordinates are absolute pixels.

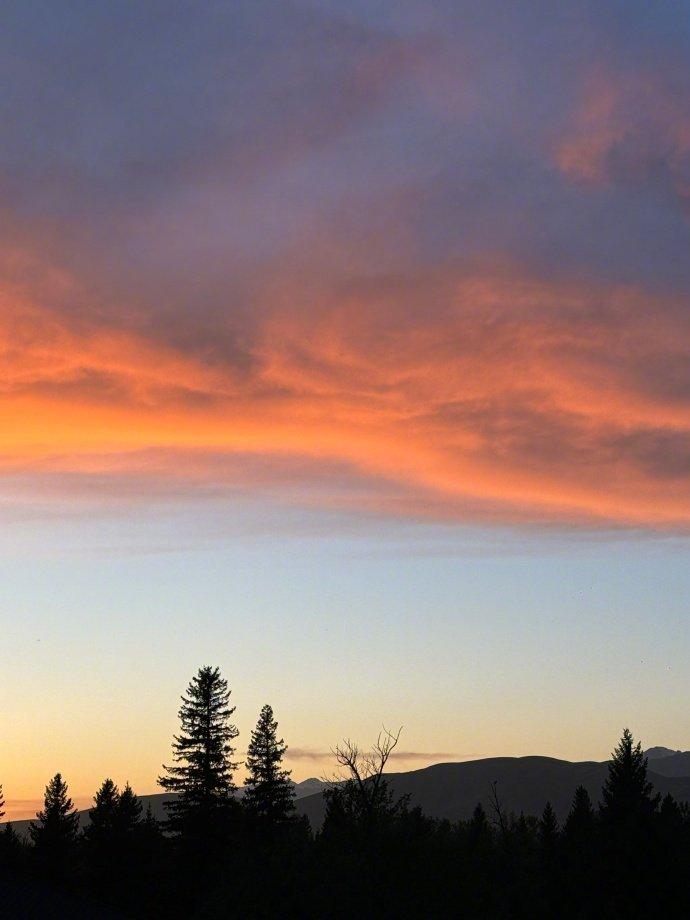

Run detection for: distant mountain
[[3, 777, 326, 839], [644, 751, 690, 777], [646, 746, 683, 760], [295, 756, 690, 828], [8, 757, 690, 836]]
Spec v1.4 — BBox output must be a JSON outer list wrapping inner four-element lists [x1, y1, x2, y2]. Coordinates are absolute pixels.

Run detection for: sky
[[2, 0, 690, 821]]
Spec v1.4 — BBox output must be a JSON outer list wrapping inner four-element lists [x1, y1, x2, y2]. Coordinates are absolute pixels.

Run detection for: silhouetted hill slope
[[643, 751, 690, 777], [295, 756, 690, 828], [8, 759, 690, 836], [646, 746, 682, 760]]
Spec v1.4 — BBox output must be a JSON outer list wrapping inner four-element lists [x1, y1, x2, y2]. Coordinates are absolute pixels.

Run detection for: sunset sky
[[3, 1, 690, 821]]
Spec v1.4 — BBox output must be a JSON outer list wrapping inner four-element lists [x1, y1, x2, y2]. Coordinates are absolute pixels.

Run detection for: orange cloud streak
[[2, 262, 690, 529]]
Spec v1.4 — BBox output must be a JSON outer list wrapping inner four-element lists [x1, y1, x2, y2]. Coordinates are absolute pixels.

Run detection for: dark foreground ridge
[[2, 666, 689, 918]]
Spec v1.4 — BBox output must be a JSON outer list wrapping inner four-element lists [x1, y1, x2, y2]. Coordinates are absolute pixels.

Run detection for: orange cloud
[[2, 255, 690, 530]]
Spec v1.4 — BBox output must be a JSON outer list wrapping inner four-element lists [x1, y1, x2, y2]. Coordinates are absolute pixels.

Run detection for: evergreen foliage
[[158, 665, 239, 836], [116, 782, 143, 835], [86, 777, 120, 843], [564, 784, 595, 842], [2, 822, 20, 851], [538, 801, 558, 850], [467, 802, 491, 847], [29, 773, 80, 866], [244, 704, 294, 824], [600, 727, 660, 826], [141, 803, 162, 840]]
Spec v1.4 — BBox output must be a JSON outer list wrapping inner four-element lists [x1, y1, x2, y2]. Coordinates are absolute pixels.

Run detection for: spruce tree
[[159, 665, 239, 836], [600, 728, 659, 827], [539, 801, 559, 847], [538, 801, 559, 871], [86, 778, 120, 843], [0, 822, 22, 875], [116, 782, 143, 835], [2, 822, 19, 852], [564, 785, 595, 843], [243, 704, 295, 824], [563, 786, 595, 840], [467, 803, 492, 851], [29, 773, 80, 868], [141, 803, 162, 842], [599, 730, 661, 910]]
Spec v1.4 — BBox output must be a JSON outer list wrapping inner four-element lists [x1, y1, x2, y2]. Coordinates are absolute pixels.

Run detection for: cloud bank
[[2, 1, 690, 530]]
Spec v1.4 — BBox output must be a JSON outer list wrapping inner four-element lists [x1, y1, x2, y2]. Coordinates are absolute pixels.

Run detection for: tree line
[[1, 665, 689, 918]]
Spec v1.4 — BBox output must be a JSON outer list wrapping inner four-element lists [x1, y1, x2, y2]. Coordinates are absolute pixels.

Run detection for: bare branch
[[489, 780, 508, 841]]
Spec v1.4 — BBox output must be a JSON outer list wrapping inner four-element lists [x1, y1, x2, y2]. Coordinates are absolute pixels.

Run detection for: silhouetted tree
[[600, 728, 659, 827], [244, 704, 294, 825], [29, 774, 80, 874], [159, 665, 239, 838], [564, 785, 595, 843], [658, 792, 683, 833], [0, 784, 4, 822], [538, 801, 558, 852], [467, 802, 492, 849], [323, 727, 408, 849], [0, 821, 24, 879], [2, 822, 20, 853], [116, 782, 143, 835], [86, 778, 120, 843], [141, 803, 161, 840], [599, 729, 661, 913]]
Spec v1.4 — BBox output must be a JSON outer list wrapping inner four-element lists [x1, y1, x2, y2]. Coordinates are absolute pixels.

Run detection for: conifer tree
[[2, 822, 19, 851], [564, 785, 595, 843], [0, 784, 4, 822], [29, 773, 80, 865], [116, 782, 143, 835], [538, 801, 559, 855], [600, 728, 659, 827], [467, 803, 492, 851], [141, 803, 162, 842], [244, 704, 295, 824], [86, 778, 120, 843], [0, 822, 22, 874], [159, 665, 239, 835]]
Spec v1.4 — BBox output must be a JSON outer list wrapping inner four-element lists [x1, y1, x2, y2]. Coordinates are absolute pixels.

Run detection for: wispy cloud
[[287, 748, 467, 763], [1, 1, 689, 532]]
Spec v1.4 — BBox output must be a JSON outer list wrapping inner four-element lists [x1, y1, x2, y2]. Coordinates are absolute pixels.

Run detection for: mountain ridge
[[296, 754, 690, 828], [7, 752, 690, 837]]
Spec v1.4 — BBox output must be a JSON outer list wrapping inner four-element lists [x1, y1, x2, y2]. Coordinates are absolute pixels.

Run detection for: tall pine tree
[[29, 773, 80, 871], [600, 728, 659, 827], [243, 704, 294, 824], [85, 778, 120, 844], [538, 801, 559, 850], [159, 665, 239, 836], [116, 782, 143, 835], [564, 785, 595, 843]]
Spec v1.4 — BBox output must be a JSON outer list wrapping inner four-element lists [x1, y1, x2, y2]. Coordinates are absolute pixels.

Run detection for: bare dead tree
[[330, 726, 403, 822], [489, 780, 508, 842]]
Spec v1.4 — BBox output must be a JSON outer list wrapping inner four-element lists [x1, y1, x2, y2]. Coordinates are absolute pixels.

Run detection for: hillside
[[644, 750, 690, 777], [8, 755, 690, 837], [295, 755, 690, 828]]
